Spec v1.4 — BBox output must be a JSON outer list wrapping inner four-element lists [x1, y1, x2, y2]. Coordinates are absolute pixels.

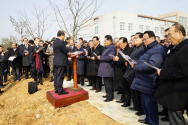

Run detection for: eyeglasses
[[168, 32, 177, 38]]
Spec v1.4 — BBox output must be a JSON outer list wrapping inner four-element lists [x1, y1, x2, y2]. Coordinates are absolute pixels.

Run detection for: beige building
[[159, 11, 187, 29]]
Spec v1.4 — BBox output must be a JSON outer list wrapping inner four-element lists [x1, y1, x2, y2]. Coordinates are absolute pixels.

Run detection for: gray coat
[[19, 44, 32, 66], [98, 43, 116, 77], [74, 47, 85, 75]]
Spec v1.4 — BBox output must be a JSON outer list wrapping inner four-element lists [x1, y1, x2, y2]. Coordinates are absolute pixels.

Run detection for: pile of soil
[[0, 75, 125, 125]]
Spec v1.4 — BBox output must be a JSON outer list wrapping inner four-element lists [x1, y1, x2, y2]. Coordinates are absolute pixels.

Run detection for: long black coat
[[113, 46, 133, 90], [90, 44, 104, 76], [154, 39, 188, 111], [0, 54, 5, 76], [19, 44, 32, 66], [29, 45, 44, 73], [9, 48, 22, 68], [86, 47, 93, 77], [74, 47, 85, 75]]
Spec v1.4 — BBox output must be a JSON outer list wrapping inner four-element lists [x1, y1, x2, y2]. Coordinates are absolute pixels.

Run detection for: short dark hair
[[89, 40, 93, 42], [93, 36, 99, 41], [83, 40, 87, 43], [66, 37, 70, 41], [105, 35, 113, 42], [79, 37, 83, 41], [144, 31, 156, 39], [131, 35, 135, 37], [172, 23, 186, 36], [40, 40, 44, 43], [0, 45, 2, 48], [57, 30, 65, 37], [23, 38, 28, 41], [135, 32, 143, 38], [34, 37, 39, 41], [120, 37, 128, 43], [29, 40, 34, 44], [165, 28, 170, 32], [160, 40, 165, 43]]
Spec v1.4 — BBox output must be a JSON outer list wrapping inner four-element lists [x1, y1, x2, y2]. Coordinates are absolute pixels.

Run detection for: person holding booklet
[[130, 31, 165, 125], [113, 37, 133, 107], [124, 32, 145, 116], [154, 23, 188, 125]]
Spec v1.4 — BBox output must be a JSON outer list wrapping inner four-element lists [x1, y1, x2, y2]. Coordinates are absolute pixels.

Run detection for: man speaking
[[53, 30, 70, 95]]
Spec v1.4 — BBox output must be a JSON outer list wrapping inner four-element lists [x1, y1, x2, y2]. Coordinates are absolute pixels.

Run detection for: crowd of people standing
[[0, 23, 188, 125]]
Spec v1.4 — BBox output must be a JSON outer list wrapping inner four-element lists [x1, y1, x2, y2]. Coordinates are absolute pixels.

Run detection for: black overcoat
[[19, 44, 32, 66], [9, 48, 22, 68], [154, 39, 188, 111]]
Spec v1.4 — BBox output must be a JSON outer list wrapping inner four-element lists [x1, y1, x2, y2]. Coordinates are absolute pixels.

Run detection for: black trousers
[[88, 76, 93, 86], [43, 64, 47, 77], [30, 66, 33, 77], [77, 75, 84, 85], [54, 66, 66, 93], [0, 76, 3, 86], [7, 62, 10, 75], [161, 106, 168, 116], [67, 62, 73, 79], [12, 67, 20, 80], [92, 76, 102, 91], [4, 70, 7, 82], [103, 77, 114, 100], [168, 108, 187, 125], [127, 79, 143, 111], [24, 66, 30, 78], [33, 70, 42, 82]]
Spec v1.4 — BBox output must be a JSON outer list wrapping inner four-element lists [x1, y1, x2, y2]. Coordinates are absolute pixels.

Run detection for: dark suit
[[0, 53, 5, 86], [9, 48, 22, 80], [31, 45, 44, 82], [3, 51, 9, 82], [67, 45, 76, 79], [19, 44, 32, 79], [90, 44, 103, 91], [53, 38, 69, 93]]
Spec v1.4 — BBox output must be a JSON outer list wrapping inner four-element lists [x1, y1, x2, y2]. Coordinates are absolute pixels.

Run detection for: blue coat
[[98, 43, 116, 77], [131, 41, 166, 95], [74, 47, 85, 75]]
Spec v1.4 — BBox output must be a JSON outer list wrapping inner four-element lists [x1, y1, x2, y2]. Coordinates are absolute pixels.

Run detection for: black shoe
[[14, 79, 17, 81], [81, 84, 84, 86], [4, 80, 7, 83], [121, 103, 130, 107], [17, 78, 21, 81], [161, 116, 169, 122], [25, 77, 28, 79], [129, 107, 137, 111], [90, 88, 96, 90], [58, 91, 69, 95], [44, 76, 48, 78], [116, 100, 124, 103], [104, 99, 113, 102], [0, 90, 4, 93], [50, 77, 54, 82], [55, 90, 58, 93], [117, 91, 122, 94], [95, 90, 100, 93], [8, 73, 10, 76], [158, 112, 166, 116], [39, 81, 43, 85], [0, 85, 5, 88], [102, 95, 107, 98], [87, 85, 92, 87], [66, 78, 71, 81], [136, 111, 145, 116], [138, 119, 148, 124]]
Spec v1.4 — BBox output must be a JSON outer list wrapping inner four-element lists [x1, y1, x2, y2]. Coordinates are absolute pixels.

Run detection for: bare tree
[[10, 16, 28, 42], [49, 0, 103, 40], [0, 35, 18, 51], [16, 5, 51, 40]]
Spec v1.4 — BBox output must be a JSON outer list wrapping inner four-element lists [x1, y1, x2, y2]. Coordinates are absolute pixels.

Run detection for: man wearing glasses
[[155, 23, 188, 125]]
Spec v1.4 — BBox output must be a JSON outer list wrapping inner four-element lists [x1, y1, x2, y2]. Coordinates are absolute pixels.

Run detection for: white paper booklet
[[144, 62, 159, 70], [8, 56, 16, 61], [118, 49, 137, 64]]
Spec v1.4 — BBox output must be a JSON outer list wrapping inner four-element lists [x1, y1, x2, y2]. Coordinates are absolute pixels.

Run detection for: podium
[[46, 51, 89, 108]]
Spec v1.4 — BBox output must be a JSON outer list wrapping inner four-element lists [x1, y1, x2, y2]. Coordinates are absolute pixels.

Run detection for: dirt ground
[[0, 74, 126, 125]]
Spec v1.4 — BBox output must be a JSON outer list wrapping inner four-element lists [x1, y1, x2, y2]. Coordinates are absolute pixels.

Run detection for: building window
[[139, 25, 143, 32], [179, 16, 186, 28], [120, 22, 125, 30], [128, 23, 133, 31], [155, 27, 159, 34], [146, 26, 150, 31], [95, 23, 98, 34]]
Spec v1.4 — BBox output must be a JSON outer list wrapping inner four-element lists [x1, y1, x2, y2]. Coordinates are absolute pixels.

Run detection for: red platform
[[46, 88, 89, 108]]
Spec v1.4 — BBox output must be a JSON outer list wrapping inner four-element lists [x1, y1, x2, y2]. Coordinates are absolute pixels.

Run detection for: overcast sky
[[0, 0, 188, 42]]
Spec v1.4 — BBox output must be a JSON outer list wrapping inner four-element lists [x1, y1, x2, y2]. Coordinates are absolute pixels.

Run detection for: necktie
[[70, 46, 72, 52]]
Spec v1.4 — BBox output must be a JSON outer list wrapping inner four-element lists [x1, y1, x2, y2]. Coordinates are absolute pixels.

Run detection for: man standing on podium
[[53, 30, 70, 95]]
